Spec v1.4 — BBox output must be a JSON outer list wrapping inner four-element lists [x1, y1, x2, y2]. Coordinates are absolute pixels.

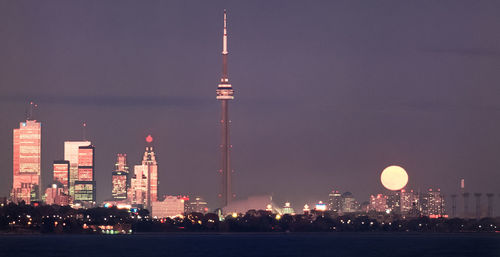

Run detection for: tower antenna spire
[[222, 9, 228, 81], [82, 121, 87, 140], [27, 101, 38, 120]]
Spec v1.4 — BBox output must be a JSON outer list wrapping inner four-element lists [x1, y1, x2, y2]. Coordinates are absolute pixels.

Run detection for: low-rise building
[[151, 196, 185, 218]]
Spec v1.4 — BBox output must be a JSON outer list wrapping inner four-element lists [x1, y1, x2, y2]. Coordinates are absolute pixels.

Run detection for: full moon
[[380, 165, 408, 191]]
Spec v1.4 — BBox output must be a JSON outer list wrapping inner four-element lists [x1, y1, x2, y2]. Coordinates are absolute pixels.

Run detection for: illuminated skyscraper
[[112, 154, 129, 201], [216, 10, 235, 207], [369, 194, 388, 213], [420, 188, 446, 218], [400, 189, 419, 214], [53, 160, 70, 194], [64, 141, 91, 197], [328, 190, 342, 212], [341, 192, 358, 213], [74, 145, 96, 206], [115, 154, 129, 173], [12, 119, 41, 203], [386, 191, 401, 213], [128, 135, 158, 209]]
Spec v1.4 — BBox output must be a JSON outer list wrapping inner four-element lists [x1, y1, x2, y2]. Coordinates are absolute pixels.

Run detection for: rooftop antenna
[[27, 101, 38, 120], [82, 121, 87, 140]]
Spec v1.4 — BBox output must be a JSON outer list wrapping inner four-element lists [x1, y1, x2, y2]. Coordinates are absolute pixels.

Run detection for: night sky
[[1, 1, 499, 211]]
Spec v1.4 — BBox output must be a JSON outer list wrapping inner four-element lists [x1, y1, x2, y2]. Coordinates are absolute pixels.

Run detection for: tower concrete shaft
[[451, 194, 457, 218], [216, 10, 234, 207], [474, 193, 482, 219], [462, 192, 470, 218], [220, 100, 231, 207], [486, 193, 494, 217]]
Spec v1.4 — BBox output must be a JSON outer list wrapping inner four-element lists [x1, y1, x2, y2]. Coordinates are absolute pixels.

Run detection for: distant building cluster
[[7, 115, 496, 220], [325, 189, 447, 218], [9, 116, 209, 218]]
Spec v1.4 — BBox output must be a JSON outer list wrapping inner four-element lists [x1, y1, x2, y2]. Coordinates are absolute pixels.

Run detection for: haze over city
[[1, 0, 500, 211]]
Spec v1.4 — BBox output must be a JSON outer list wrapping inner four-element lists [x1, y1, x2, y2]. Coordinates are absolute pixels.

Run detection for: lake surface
[[0, 233, 499, 257]]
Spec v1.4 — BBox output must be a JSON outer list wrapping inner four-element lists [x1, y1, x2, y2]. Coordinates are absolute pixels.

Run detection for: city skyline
[[1, 1, 500, 211], [5, 107, 499, 217]]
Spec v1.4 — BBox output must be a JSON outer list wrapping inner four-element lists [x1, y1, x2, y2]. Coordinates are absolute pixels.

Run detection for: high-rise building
[[64, 141, 91, 197], [128, 135, 158, 209], [74, 145, 96, 206], [115, 153, 129, 173], [386, 191, 401, 213], [341, 192, 358, 213], [12, 119, 41, 204], [369, 194, 388, 213], [400, 189, 419, 214], [420, 188, 446, 218], [216, 10, 235, 207], [328, 190, 342, 212], [53, 160, 70, 194], [112, 154, 129, 201]]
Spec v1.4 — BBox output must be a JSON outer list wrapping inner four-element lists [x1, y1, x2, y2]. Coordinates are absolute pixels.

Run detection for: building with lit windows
[[128, 135, 158, 209], [152, 196, 184, 218], [112, 154, 129, 201], [73, 145, 95, 206], [315, 201, 327, 211], [369, 194, 388, 212], [420, 188, 446, 218], [64, 141, 91, 198], [282, 202, 295, 215], [185, 196, 209, 214], [53, 160, 70, 194], [12, 119, 41, 204], [341, 192, 358, 213], [303, 204, 310, 215], [74, 181, 95, 204], [386, 191, 401, 213], [400, 189, 419, 214], [44, 183, 71, 206], [328, 190, 342, 212]]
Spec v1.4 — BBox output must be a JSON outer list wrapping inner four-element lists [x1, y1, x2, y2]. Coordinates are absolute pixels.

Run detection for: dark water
[[0, 233, 499, 257]]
